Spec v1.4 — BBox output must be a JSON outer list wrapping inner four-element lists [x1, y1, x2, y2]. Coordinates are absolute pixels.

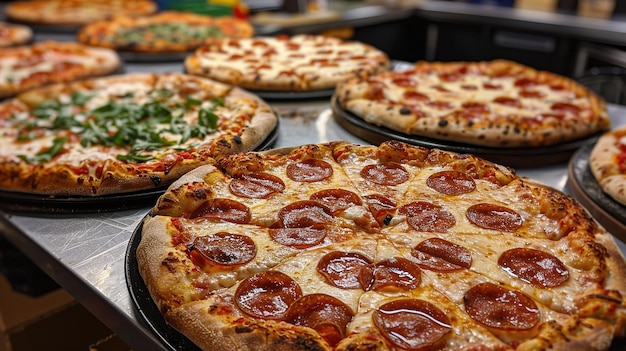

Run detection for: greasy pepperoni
[[229, 172, 285, 199], [404, 91, 428, 101], [439, 73, 460, 82], [310, 189, 362, 214], [286, 159, 333, 182], [373, 299, 451, 350], [277, 200, 333, 228], [464, 282, 540, 330], [363, 194, 396, 225], [514, 78, 536, 88], [493, 96, 522, 108], [192, 232, 256, 266], [235, 271, 303, 319], [400, 202, 456, 233], [360, 162, 409, 185], [498, 248, 569, 288], [189, 198, 251, 224], [431, 84, 451, 93], [359, 257, 422, 291], [551, 102, 581, 114], [411, 238, 472, 271], [466, 203, 522, 232], [317, 251, 372, 289], [519, 90, 545, 98], [426, 170, 476, 195], [284, 294, 354, 346], [393, 78, 416, 87], [269, 227, 326, 248], [462, 102, 490, 113]]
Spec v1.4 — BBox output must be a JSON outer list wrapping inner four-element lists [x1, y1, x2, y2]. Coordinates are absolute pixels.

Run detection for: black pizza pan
[[331, 96, 602, 169]]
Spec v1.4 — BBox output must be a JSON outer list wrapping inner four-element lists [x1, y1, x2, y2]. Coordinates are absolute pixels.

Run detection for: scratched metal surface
[[1, 56, 626, 349]]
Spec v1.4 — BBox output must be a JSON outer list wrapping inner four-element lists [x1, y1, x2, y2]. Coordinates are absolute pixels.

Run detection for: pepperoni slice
[[411, 238, 472, 272], [229, 172, 285, 199], [400, 202, 456, 233], [363, 194, 396, 226], [284, 294, 354, 346], [466, 203, 522, 232], [498, 248, 569, 288], [189, 198, 251, 224], [426, 170, 476, 195], [286, 159, 333, 182], [317, 251, 372, 289], [373, 299, 451, 350], [310, 189, 362, 214], [493, 96, 522, 108], [277, 200, 333, 228], [269, 227, 326, 249], [192, 232, 256, 266], [235, 271, 302, 319], [551, 102, 581, 114], [464, 282, 540, 330], [360, 162, 409, 185], [359, 257, 422, 291]]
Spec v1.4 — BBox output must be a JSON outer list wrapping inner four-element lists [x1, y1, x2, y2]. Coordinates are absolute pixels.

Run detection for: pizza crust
[[590, 127, 626, 206]]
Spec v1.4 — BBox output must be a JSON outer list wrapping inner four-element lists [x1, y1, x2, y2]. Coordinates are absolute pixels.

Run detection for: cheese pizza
[[335, 60, 610, 147], [0, 73, 277, 196], [137, 140, 626, 351], [184, 34, 390, 91]]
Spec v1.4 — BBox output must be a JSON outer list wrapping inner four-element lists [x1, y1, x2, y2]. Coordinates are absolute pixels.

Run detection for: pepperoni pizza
[[184, 34, 390, 92], [0, 41, 121, 99], [335, 60, 610, 147], [137, 140, 626, 351]]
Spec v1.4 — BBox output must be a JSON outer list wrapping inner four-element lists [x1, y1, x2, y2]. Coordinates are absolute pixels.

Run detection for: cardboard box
[[0, 272, 115, 351]]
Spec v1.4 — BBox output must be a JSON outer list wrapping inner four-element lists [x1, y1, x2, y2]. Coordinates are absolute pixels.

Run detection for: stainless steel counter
[[1, 2, 626, 349]]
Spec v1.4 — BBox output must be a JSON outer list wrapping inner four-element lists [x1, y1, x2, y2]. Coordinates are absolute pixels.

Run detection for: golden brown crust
[[335, 59, 611, 147], [0, 73, 277, 196], [184, 34, 390, 91], [77, 11, 254, 53], [590, 126, 626, 206]]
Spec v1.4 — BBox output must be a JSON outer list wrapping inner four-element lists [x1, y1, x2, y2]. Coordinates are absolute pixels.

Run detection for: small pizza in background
[[0, 41, 121, 99], [184, 34, 391, 91], [590, 125, 626, 206], [137, 140, 626, 351], [335, 59, 610, 148], [4, 0, 157, 27], [0, 22, 33, 47], [77, 11, 254, 54], [0, 73, 277, 196]]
